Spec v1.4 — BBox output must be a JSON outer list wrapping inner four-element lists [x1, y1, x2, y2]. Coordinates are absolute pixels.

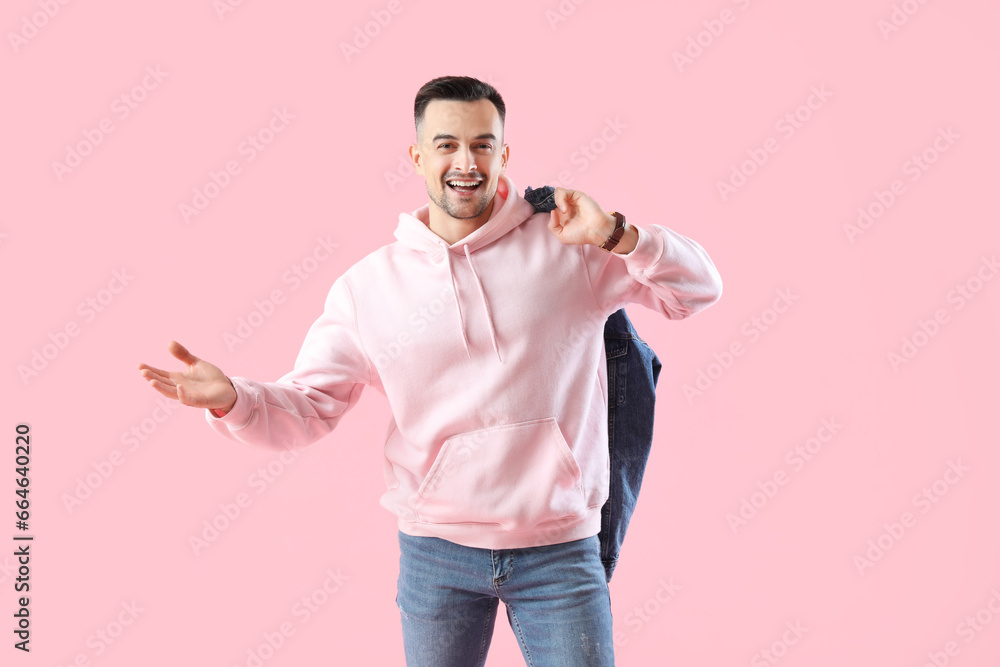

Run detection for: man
[[138, 76, 722, 666]]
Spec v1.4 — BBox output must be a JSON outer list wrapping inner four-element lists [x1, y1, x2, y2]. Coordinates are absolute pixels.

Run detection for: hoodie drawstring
[[439, 244, 503, 364], [442, 248, 473, 360], [465, 245, 502, 364]]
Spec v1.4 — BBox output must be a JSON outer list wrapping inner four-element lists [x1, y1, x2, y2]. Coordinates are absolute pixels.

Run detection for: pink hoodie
[[205, 174, 722, 549]]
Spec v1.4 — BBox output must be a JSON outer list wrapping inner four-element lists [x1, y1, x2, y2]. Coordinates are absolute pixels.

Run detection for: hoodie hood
[[393, 174, 537, 364]]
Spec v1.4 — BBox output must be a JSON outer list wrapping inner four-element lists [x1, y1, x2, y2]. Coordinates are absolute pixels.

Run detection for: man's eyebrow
[[431, 133, 497, 143]]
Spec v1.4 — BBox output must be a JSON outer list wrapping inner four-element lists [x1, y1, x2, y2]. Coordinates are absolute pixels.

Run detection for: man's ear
[[409, 143, 423, 175], [500, 144, 510, 173]]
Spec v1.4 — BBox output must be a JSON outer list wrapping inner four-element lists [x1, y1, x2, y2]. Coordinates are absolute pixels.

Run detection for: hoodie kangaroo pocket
[[411, 417, 588, 531]]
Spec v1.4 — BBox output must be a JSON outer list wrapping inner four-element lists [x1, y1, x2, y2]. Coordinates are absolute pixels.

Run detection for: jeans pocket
[[411, 417, 588, 531]]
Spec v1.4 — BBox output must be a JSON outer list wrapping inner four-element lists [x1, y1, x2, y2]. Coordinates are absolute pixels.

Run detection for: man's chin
[[446, 205, 487, 220], [445, 195, 492, 219]]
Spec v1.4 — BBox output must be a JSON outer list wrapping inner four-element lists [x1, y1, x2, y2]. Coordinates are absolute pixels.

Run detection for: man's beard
[[427, 180, 493, 220]]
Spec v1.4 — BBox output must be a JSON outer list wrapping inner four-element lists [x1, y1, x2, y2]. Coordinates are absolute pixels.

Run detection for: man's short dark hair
[[414, 76, 506, 137]]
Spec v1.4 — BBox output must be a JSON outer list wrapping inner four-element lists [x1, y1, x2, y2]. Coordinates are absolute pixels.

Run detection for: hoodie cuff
[[204, 377, 257, 429], [616, 224, 664, 275]]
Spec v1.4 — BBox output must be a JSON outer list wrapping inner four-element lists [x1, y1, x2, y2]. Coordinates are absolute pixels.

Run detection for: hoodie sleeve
[[582, 223, 723, 320], [204, 274, 374, 451]]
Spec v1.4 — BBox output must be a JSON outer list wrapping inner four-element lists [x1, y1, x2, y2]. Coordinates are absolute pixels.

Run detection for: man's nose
[[452, 148, 477, 173]]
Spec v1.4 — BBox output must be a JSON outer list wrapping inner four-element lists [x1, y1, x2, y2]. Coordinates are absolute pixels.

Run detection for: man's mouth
[[446, 178, 484, 195]]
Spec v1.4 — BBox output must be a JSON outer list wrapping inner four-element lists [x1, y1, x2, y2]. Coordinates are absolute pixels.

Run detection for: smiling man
[[138, 75, 722, 666], [416, 97, 505, 235]]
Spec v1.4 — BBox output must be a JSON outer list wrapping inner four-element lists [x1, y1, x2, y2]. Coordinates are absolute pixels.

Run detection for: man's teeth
[[447, 180, 481, 187]]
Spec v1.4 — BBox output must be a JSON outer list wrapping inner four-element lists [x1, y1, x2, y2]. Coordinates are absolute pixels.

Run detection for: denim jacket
[[524, 186, 661, 582]]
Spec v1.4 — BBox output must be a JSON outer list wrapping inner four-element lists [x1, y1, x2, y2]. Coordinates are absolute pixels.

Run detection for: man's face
[[410, 99, 509, 222]]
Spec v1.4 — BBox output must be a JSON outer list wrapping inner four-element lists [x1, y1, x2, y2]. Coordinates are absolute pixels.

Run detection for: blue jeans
[[396, 531, 614, 666], [525, 185, 662, 583]]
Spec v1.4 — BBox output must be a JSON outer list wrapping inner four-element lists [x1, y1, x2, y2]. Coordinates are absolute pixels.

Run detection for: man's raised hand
[[546, 187, 616, 246], [138, 341, 238, 415]]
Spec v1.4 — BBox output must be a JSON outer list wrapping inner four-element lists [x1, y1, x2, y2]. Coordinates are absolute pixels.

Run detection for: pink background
[[4, 0, 999, 664]]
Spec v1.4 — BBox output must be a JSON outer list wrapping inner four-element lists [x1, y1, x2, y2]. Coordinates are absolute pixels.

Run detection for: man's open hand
[[138, 341, 237, 414]]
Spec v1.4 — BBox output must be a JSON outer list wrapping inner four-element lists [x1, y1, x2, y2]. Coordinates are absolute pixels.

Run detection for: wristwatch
[[600, 212, 626, 252]]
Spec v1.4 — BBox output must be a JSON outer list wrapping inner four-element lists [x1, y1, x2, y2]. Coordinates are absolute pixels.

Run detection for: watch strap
[[600, 212, 626, 252]]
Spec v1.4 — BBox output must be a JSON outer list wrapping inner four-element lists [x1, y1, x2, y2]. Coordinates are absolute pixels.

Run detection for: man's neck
[[427, 197, 497, 246]]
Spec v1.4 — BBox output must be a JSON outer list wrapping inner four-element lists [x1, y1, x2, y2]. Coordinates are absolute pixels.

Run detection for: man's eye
[[478, 144, 492, 150]]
